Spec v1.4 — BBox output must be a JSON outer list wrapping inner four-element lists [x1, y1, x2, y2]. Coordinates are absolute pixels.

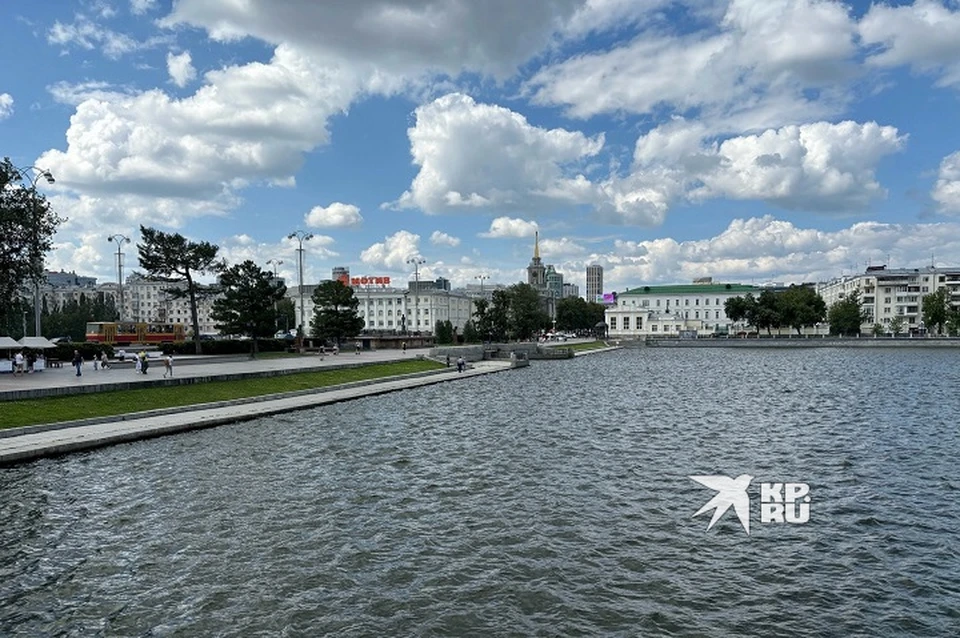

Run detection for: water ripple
[[2, 348, 959, 636]]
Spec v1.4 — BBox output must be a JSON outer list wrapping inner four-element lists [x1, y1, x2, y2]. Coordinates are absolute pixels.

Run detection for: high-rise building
[[586, 264, 603, 302]]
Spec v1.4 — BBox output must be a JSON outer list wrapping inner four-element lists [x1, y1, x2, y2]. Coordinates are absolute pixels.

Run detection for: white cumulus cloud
[[0, 93, 12, 120], [305, 202, 363, 228], [480, 217, 539, 239], [932, 151, 960, 214], [360, 230, 422, 270], [430, 230, 460, 247], [167, 51, 197, 87], [393, 93, 604, 214]]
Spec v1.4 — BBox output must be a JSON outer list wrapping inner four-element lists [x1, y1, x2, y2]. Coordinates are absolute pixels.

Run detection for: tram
[[85, 321, 186, 345]]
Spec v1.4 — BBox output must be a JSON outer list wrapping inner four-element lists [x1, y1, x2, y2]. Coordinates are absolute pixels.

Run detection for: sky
[[3, 0, 960, 296]]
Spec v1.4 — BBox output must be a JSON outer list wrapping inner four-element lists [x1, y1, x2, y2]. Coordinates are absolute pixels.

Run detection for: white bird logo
[[690, 474, 754, 534]]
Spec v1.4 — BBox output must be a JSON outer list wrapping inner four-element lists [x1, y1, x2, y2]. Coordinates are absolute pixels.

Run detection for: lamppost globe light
[[107, 234, 131, 320], [406, 256, 426, 335], [288, 231, 313, 348]]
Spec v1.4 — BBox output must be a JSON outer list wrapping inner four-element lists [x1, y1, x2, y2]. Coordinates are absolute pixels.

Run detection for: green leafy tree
[[462, 319, 479, 343], [828, 290, 868, 336], [921, 288, 951, 335], [777, 285, 827, 335], [138, 226, 222, 353], [43, 292, 118, 341], [946, 308, 960, 337], [472, 298, 493, 341], [871, 323, 885, 337], [889, 315, 904, 336], [1, 158, 64, 320], [724, 294, 758, 333], [276, 298, 296, 333], [487, 291, 511, 341], [434, 319, 455, 344], [210, 260, 287, 357], [309, 280, 364, 345], [507, 283, 550, 340], [754, 289, 782, 335], [555, 297, 608, 333]]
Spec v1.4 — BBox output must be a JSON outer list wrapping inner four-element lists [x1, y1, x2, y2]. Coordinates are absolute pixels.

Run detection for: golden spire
[[534, 230, 540, 260]]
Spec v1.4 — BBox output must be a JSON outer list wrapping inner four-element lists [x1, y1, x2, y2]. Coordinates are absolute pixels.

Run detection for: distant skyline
[[4, 0, 960, 295]]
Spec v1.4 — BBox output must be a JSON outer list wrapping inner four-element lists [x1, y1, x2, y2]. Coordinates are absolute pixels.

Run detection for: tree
[[777, 285, 827, 335], [725, 294, 758, 334], [946, 309, 960, 337], [309, 280, 364, 345], [556, 297, 607, 333], [138, 226, 222, 353], [0, 158, 64, 316], [507, 283, 551, 340], [462, 319, 479, 343], [487, 292, 510, 342], [922, 288, 951, 335], [889, 315, 904, 337], [435, 319, 455, 344], [210, 260, 287, 357], [43, 292, 118, 341], [871, 323, 885, 337], [828, 290, 868, 336]]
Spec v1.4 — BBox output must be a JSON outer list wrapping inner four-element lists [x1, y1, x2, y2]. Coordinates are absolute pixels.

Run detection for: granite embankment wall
[[638, 337, 960, 348]]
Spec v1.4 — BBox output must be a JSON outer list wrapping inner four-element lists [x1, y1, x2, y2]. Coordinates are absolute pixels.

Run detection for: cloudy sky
[[3, 0, 960, 295]]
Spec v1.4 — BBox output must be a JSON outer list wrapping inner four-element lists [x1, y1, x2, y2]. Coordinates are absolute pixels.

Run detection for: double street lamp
[[266, 259, 284, 332], [406, 256, 426, 335], [287, 231, 313, 344], [475, 274, 489, 296], [107, 234, 130, 320], [12, 164, 55, 337]]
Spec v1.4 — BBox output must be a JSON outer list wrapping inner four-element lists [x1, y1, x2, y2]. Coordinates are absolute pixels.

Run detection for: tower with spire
[[527, 231, 546, 289]]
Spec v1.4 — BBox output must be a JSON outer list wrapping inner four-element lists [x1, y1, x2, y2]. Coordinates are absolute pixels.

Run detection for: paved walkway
[[1, 349, 516, 466]]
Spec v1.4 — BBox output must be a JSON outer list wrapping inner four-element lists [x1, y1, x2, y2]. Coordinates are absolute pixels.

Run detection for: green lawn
[[3, 359, 444, 430]]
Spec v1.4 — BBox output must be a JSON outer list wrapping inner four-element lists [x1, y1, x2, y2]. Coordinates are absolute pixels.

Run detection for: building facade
[[817, 265, 960, 333], [605, 282, 760, 338], [586, 264, 603, 302]]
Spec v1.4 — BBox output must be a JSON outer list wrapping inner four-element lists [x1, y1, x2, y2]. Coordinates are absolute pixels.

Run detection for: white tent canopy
[[19, 336, 57, 349], [0, 336, 22, 349]]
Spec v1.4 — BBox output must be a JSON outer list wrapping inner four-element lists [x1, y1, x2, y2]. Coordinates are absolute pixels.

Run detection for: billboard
[[601, 292, 618, 305]]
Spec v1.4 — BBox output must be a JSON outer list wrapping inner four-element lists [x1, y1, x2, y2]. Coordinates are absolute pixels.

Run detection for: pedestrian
[[72, 350, 83, 377], [135, 352, 142, 374], [14, 350, 24, 376], [445, 354, 450, 367], [117, 348, 126, 362], [355, 341, 361, 354], [26, 350, 36, 373], [100, 351, 110, 370], [402, 341, 407, 354], [332, 343, 339, 355], [140, 352, 150, 374], [93, 350, 101, 371], [457, 356, 465, 373], [163, 353, 173, 378]]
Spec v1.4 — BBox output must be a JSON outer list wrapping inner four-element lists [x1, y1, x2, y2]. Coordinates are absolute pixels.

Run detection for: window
[[651, 324, 657, 332], [610, 317, 617, 329], [695, 311, 700, 319], [695, 298, 700, 306], [656, 300, 661, 307], [685, 299, 689, 306], [623, 316, 630, 330]]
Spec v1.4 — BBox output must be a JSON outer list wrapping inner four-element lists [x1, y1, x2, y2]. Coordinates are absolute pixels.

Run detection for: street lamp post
[[475, 274, 489, 297], [287, 231, 313, 348], [107, 234, 130, 320], [407, 256, 425, 335], [13, 165, 55, 337], [266, 259, 283, 332]]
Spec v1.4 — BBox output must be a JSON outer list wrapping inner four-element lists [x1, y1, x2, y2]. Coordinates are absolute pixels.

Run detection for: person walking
[[72, 350, 83, 377], [402, 341, 407, 354], [14, 350, 24, 376], [355, 341, 362, 355], [456, 356, 465, 373], [135, 352, 142, 374], [93, 350, 101, 371], [100, 351, 110, 370], [163, 353, 174, 378], [140, 351, 150, 374]]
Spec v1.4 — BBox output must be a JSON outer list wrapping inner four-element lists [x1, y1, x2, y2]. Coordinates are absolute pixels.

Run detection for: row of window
[[622, 297, 725, 308]]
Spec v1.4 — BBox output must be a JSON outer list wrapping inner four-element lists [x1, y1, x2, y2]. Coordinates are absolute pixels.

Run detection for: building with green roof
[[605, 279, 760, 338]]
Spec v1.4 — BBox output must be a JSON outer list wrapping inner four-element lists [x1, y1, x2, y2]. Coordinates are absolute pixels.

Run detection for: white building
[[817, 265, 960, 333], [290, 280, 476, 335], [605, 281, 760, 338]]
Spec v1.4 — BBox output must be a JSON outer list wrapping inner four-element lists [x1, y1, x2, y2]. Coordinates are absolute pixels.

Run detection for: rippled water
[[2, 348, 960, 636]]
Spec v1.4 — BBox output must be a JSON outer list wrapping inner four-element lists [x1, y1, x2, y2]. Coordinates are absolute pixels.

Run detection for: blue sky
[[3, 0, 960, 295]]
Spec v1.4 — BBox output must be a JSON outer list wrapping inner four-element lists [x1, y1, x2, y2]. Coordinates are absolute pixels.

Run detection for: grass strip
[[2, 360, 444, 430]]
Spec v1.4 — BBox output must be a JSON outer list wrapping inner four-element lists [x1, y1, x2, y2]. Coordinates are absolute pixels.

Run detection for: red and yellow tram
[[85, 322, 186, 345]]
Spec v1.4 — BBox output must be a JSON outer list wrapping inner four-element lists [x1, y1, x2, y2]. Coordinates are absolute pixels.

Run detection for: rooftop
[[622, 283, 759, 295]]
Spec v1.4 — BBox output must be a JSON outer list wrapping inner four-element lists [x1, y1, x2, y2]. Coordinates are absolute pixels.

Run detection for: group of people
[[68, 349, 174, 378], [11, 350, 37, 375]]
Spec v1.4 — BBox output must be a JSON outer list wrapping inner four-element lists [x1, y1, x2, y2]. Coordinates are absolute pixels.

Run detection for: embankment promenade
[[639, 337, 960, 348]]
